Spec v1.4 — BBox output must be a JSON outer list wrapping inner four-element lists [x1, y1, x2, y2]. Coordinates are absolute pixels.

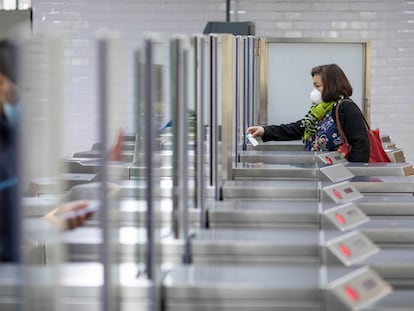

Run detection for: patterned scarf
[[301, 101, 335, 141]]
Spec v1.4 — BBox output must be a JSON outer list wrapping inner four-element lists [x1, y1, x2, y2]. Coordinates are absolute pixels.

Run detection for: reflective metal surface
[[0, 263, 152, 311], [238, 150, 327, 164], [351, 176, 414, 194], [345, 162, 414, 176], [221, 180, 319, 199], [207, 199, 318, 228]]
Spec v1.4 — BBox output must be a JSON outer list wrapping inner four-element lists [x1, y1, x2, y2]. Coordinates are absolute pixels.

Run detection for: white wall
[[31, 0, 414, 163]]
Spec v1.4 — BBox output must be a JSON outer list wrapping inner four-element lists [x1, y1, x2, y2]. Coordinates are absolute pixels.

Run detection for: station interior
[[2, 1, 414, 311]]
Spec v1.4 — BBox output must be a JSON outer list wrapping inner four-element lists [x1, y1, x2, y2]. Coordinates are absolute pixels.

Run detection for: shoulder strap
[[335, 100, 349, 145], [336, 99, 371, 143]]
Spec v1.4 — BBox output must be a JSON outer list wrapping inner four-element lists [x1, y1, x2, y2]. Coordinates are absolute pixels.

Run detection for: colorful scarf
[[301, 101, 335, 141]]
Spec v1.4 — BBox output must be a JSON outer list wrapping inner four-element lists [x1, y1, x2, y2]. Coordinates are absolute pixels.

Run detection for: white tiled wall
[[31, 0, 414, 163]]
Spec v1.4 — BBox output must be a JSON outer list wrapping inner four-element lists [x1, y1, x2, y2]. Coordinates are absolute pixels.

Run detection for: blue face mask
[[3, 103, 19, 126]]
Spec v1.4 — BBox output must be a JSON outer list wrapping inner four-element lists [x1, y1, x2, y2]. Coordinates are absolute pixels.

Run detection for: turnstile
[[0, 263, 152, 311], [222, 176, 414, 199], [23, 142, 414, 311], [163, 264, 400, 311]]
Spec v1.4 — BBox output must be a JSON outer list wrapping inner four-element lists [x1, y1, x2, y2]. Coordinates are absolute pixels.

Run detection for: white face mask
[[310, 88, 322, 104], [3, 102, 18, 126]]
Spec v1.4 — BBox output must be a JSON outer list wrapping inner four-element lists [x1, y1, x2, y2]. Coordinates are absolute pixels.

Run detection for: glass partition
[[192, 35, 207, 227], [19, 35, 66, 310], [170, 37, 192, 258], [135, 37, 167, 310], [219, 34, 236, 182]]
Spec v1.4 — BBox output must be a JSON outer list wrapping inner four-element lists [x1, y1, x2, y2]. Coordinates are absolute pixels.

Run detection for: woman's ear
[[0, 73, 7, 106]]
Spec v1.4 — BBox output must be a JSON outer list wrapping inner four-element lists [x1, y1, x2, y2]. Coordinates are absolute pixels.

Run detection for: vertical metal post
[[97, 38, 110, 311], [226, 0, 231, 21], [194, 36, 206, 227], [144, 39, 155, 281], [242, 37, 248, 151], [171, 38, 191, 261], [208, 35, 213, 187], [234, 36, 239, 166], [13, 39, 24, 311], [209, 35, 219, 199], [143, 38, 158, 311], [134, 44, 156, 311], [246, 37, 251, 129], [250, 37, 256, 126], [181, 46, 191, 263], [177, 39, 186, 236], [171, 39, 180, 239]]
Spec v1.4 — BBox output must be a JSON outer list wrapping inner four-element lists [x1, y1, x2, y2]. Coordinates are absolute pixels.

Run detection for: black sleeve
[[0, 118, 20, 262], [335, 100, 370, 162], [262, 120, 304, 142]]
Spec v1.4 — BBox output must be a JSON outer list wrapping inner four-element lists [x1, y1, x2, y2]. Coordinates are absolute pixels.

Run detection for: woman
[[247, 64, 370, 162], [0, 40, 94, 262], [0, 39, 20, 262]]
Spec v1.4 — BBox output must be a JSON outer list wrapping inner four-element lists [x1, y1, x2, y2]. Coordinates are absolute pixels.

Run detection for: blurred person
[[247, 64, 370, 162], [0, 39, 19, 262], [0, 39, 94, 262]]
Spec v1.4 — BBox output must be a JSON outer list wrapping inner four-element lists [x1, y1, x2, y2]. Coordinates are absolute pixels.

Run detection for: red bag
[[335, 100, 390, 163], [337, 142, 350, 159], [367, 128, 391, 162]]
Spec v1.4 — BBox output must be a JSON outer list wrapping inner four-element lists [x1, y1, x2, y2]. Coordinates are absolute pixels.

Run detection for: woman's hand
[[246, 126, 265, 138], [44, 200, 95, 231]]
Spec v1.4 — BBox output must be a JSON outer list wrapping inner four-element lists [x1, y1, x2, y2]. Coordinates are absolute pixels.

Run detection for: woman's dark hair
[[0, 40, 17, 83], [311, 64, 352, 102]]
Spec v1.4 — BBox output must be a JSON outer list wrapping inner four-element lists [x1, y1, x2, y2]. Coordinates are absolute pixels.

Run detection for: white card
[[246, 134, 259, 146]]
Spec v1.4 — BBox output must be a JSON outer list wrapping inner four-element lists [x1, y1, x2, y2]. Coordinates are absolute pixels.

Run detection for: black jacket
[[0, 115, 20, 262], [262, 99, 370, 162]]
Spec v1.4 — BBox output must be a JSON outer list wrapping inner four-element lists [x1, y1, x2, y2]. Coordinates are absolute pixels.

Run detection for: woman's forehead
[[313, 74, 322, 84]]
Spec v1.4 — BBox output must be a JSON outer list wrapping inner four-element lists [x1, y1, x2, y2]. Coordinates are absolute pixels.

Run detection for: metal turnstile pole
[[97, 38, 111, 311], [171, 38, 191, 262], [194, 36, 206, 227], [209, 35, 219, 199]]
